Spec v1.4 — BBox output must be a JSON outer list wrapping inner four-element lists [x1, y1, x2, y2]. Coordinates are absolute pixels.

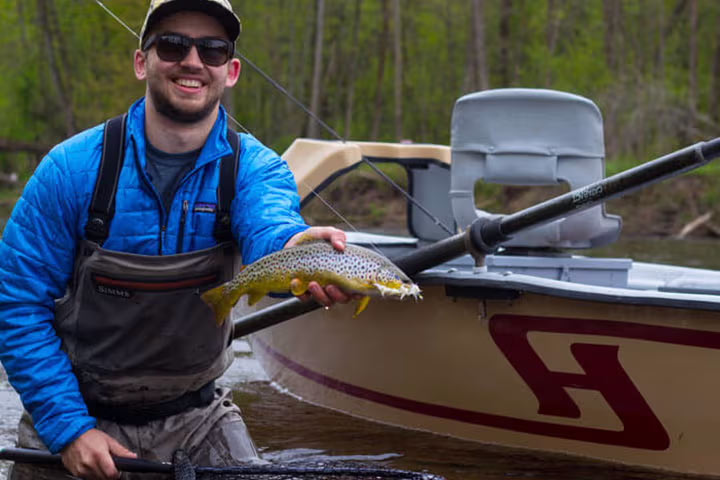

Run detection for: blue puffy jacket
[[0, 98, 308, 453]]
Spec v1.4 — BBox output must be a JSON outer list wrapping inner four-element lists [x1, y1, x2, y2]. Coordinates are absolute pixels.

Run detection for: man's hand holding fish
[[284, 226, 358, 308]]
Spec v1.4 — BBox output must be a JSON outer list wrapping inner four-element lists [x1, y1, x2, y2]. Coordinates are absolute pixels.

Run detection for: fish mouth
[[373, 282, 423, 300]]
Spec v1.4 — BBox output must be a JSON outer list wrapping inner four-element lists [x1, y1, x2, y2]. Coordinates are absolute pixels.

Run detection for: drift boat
[[240, 89, 720, 476]]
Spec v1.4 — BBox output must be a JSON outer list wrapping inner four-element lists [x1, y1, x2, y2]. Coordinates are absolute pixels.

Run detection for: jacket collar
[[126, 97, 233, 169]]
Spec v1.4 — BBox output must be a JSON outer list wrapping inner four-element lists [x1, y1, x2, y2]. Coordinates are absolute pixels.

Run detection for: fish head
[[372, 266, 422, 300]]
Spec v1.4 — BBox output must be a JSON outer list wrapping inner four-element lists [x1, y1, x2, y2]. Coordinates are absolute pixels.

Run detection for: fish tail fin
[[201, 285, 245, 326]]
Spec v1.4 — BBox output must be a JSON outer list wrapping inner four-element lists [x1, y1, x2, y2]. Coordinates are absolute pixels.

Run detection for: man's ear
[[134, 49, 148, 80], [225, 58, 241, 87]]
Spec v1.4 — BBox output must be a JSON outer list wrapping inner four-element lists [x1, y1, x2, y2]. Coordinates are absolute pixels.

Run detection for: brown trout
[[201, 237, 422, 325]]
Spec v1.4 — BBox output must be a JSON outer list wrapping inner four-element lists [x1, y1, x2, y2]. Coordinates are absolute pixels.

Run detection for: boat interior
[[282, 88, 720, 304]]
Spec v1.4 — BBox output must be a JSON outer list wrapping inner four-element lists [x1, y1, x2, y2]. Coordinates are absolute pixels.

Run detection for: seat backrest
[[449, 88, 621, 249]]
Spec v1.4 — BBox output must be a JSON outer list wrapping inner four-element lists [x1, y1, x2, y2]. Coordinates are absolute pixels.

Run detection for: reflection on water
[[237, 381, 694, 480], [0, 367, 23, 480], [1, 237, 719, 479]]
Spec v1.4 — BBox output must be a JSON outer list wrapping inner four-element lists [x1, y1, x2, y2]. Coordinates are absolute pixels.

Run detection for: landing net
[[173, 451, 444, 480]]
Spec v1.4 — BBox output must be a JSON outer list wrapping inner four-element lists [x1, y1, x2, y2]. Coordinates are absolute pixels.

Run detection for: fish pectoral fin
[[290, 278, 309, 296], [247, 290, 266, 306], [353, 296, 371, 317]]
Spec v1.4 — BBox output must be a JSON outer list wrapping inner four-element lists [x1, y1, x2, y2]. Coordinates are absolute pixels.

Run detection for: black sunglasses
[[143, 33, 234, 67]]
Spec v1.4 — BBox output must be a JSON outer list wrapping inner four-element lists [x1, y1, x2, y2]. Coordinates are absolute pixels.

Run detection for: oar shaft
[[233, 297, 318, 339], [0, 447, 171, 473], [232, 138, 720, 339]]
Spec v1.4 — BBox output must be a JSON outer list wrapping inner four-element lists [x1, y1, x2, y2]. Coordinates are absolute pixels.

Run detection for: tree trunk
[[657, 0, 688, 77], [545, 0, 561, 86], [344, 0, 363, 139], [688, 0, 698, 116], [662, 0, 689, 39], [370, 0, 390, 140], [47, 0, 71, 73], [392, 0, 403, 140], [471, 0, 489, 91], [444, 2, 460, 97], [36, 0, 76, 137], [461, 26, 474, 94], [498, 0, 512, 86], [307, 0, 326, 138], [603, 0, 621, 74], [17, 0, 28, 47], [710, 15, 720, 122], [654, 2, 665, 79]]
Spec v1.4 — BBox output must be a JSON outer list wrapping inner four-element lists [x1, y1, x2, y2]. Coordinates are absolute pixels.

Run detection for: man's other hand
[[61, 428, 137, 480]]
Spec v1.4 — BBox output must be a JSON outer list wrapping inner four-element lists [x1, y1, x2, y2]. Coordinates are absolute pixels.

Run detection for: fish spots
[[204, 241, 422, 322]]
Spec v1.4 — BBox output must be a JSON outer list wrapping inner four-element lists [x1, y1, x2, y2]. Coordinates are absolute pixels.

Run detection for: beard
[[146, 68, 225, 124]]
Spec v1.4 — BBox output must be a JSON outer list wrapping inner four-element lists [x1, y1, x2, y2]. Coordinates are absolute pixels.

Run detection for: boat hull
[[249, 285, 720, 476]]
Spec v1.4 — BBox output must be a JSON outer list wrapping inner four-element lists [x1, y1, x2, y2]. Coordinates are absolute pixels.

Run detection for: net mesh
[[173, 450, 444, 480], [194, 465, 442, 480]]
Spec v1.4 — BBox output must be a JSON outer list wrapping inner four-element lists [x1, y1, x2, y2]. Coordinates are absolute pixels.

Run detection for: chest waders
[[54, 114, 241, 422]]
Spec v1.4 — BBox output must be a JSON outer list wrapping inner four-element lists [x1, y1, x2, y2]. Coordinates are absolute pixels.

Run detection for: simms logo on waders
[[92, 275, 134, 299]]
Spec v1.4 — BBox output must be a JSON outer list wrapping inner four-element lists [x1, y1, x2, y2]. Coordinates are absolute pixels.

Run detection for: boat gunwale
[[416, 259, 720, 312]]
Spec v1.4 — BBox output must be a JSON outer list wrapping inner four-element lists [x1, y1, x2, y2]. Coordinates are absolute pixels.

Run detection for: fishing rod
[[231, 137, 720, 339], [0, 446, 443, 479]]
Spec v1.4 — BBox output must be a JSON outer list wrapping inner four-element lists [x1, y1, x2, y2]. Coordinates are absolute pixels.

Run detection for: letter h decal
[[489, 315, 670, 450]]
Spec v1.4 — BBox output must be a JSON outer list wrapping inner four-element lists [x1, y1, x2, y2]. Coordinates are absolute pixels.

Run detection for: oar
[[231, 138, 720, 339]]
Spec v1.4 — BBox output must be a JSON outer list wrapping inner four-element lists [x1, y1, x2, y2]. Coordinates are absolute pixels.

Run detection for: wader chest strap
[[85, 116, 241, 246], [214, 129, 240, 243], [85, 114, 127, 246]]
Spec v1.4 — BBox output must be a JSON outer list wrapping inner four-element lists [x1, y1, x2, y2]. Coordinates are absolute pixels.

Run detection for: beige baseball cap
[[139, 0, 241, 46]]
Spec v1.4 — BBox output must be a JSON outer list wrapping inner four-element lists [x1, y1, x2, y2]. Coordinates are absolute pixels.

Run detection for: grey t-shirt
[[145, 142, 200, 213]]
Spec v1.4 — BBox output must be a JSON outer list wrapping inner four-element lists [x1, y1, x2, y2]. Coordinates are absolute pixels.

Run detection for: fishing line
[[93, 0, 139, 39], [237, 53, 345, 143], [235, 51, 454, 236], [220, 115, 366, 254], [225, 116, 251, 135]]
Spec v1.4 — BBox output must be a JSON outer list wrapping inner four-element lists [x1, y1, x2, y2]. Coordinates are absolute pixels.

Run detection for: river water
[[0, 237, 715, 480]]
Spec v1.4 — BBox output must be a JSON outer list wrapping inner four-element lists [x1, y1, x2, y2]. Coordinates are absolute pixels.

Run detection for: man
[[0, 1, 351, 479]]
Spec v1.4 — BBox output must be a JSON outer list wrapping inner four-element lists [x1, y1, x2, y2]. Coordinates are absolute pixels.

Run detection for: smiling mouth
[[174, 78, 203, 89]]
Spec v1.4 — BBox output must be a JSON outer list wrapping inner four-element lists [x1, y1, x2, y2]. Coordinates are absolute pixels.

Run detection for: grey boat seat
[[449, 88, 622, 249]]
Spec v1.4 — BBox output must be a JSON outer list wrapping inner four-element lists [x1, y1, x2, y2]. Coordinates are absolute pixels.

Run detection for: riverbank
[[299, 173, 720, 240], [1, 174, 718, 240]]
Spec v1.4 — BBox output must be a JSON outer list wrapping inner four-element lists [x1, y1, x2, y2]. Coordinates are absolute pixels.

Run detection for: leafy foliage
[[0, 0, 718, 175]]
